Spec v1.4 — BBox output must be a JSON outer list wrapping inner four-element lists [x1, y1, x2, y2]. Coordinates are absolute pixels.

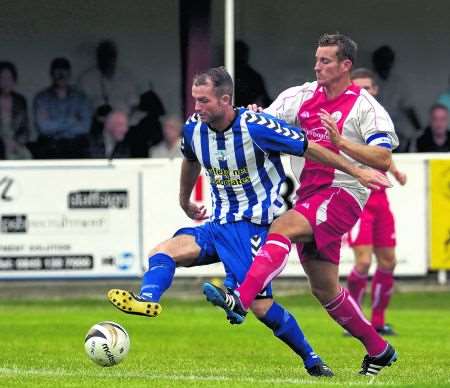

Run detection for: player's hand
[[392, 170, 407, 185], [246, 104, 264, 112], [318, 109, 343, 147], [181, 201, 208, 220], [356, 167, 393, 190]]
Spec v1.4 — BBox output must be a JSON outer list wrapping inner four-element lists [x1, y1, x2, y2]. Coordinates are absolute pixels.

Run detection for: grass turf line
[[1, 292, 449, 387]]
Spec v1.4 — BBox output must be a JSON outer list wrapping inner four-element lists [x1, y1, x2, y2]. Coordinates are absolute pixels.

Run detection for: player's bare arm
[[305, 142, 392, 190], [318, 109, 392, 171], [179, 158, 208, 220]]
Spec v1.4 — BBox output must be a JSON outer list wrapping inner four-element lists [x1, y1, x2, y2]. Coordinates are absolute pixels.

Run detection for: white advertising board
[[339, 158, 428, 276], [141, 156, 427, 277], [0, 154, 432, 280], [0, 165, 141, 279]]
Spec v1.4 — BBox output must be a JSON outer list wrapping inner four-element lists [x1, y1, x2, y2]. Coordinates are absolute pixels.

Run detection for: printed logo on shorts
[[250, 235, 262, 258]]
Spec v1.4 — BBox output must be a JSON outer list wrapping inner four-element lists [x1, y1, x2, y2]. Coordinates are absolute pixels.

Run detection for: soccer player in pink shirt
[[347, 68, 407, 336], [203, 33, 399, 376]]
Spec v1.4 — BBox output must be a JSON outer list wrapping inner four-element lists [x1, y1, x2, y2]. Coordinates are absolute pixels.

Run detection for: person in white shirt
[[149, 115, 183, 159]]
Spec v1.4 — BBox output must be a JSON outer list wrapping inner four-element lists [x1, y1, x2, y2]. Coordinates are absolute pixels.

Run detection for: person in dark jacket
[[90, 110, 131, 159], [416, 104, 449, 152]]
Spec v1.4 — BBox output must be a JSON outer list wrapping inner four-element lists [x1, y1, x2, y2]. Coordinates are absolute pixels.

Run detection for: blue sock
[[140, 253, 176, 302], [259, 302, 322, 369]]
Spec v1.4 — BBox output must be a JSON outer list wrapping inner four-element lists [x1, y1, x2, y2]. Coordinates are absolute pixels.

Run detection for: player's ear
[[373, 84, 379, 96], [221, 94, 232, 105], [342, 59, 353, 73]]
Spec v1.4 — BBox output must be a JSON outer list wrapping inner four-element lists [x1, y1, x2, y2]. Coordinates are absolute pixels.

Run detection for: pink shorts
[[348, 190, 396, 248], [295, 187, 362, 265]]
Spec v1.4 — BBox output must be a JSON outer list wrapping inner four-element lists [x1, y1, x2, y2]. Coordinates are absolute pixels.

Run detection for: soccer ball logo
[[84, 321, 130, 366]]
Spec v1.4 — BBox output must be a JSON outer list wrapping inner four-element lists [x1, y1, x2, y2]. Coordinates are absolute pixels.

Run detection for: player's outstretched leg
[[323, 287, 398, 375], [139, 253, 176, 302], [236, 233, 292, 310], [202, 233, 292, 324], [107, 252, 176, 317], [359, 343, 398, 376], [202, 282, 247, 324], [304, 257, 398, 375], [107, 289, 161, 317], [255, 300, 334, 377]]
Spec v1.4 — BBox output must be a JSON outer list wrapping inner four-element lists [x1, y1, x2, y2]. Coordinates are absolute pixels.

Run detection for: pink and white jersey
[[265, 81, 399, 207]]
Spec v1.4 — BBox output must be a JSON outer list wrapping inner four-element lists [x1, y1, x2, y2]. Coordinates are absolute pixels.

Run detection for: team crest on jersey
[[217, 149, 227, 161], [331, 111, 342, 123]]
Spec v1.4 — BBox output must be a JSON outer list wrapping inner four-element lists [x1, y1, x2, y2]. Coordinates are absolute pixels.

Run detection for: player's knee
[[250, 298, 273, 318], [353, 249, 372, 274], [375, 248, 396, 271], [355, 258, 371, 274], [270, 210, 312, 241], [377, 256, 396, 271], [148, 241, 172, 257], [148, 245, 164, 259], [148, 241, 194, 267], [310, 286, 327, 304], [310, 284, 338, 305], [270, 216, 288, 234]]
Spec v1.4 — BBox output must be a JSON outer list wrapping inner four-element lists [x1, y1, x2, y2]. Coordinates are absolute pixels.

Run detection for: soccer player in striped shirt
[[108, 66, 388, 376], [203, 35, 399, 376]]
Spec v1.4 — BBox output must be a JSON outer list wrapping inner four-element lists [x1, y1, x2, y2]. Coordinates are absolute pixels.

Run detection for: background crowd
[[0, 40, 448, 161], [0, 39, 179, 161]]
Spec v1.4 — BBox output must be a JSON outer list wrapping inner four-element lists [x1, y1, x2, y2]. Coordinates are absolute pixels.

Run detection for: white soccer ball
[[84, 321, 130, 367]]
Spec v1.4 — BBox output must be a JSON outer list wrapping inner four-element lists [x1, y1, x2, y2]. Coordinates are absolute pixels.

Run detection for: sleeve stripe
[[244, 112, 303, 141], [375, 143, 392, 149], [366, 132, 389, 143], [368, 137, 392, 148]]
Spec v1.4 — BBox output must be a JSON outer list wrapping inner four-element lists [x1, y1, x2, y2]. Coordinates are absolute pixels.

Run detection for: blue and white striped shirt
[[182, 108, 307, 225]]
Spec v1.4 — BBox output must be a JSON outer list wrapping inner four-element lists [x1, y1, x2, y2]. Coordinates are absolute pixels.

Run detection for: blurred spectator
[[127, 85, 166, 157], [234, 40, 271, 107], [0, 61, 32, 159], [372, 45, 421, 152], [436, 75, 450, 112], [351, 68, 379, 96], [33, 58, 91, 159], [149, 115, 182, 159], [90, 111, 131, 159], [78, 39, 140, 134], [416, 104, 449, 152]]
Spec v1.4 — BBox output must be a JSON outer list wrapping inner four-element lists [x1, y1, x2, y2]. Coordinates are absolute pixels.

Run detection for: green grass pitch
[[1, 291, 450, 387]]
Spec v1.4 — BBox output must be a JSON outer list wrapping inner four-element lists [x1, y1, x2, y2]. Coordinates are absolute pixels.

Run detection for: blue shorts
[[174, 220, 272, 298]]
